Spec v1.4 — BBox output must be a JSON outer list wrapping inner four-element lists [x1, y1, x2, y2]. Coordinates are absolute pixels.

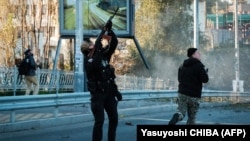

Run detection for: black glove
[[105, 20, 112, 31], [206, 68, 208, 73], [116, 91, 122, 101]]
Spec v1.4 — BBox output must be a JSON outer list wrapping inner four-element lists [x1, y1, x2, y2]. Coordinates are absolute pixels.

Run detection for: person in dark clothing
[[24, 49, 39, 95], [168, 48, 209, 125], [80, 21, 122, 141]]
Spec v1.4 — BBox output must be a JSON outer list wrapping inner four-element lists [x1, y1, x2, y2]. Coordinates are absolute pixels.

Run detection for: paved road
[[0, 102, 250, 141]]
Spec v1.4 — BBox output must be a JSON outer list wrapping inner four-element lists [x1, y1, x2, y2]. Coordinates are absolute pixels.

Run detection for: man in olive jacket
[[169, 48, 209, 125]]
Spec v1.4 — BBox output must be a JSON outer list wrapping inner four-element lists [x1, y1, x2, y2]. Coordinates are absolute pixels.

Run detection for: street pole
[[233, 0, 242, 92], [194, 0, 199, 49], [74, 0, 84, 92], [216, 1, 219, 30]]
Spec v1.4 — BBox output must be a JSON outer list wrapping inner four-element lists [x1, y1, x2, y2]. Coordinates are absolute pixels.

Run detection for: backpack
[[18, 58, 30, 75]]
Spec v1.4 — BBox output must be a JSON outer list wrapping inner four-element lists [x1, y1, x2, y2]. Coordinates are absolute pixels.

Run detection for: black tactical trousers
[[90, 92, 118, 141]]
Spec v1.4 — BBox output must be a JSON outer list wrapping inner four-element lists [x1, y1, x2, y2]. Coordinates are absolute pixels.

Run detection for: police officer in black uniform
[[80, 20, 122, 141]]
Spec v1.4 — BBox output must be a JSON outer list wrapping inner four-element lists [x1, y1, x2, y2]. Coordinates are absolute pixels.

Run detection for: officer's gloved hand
[[116, 91, 122, 101], [206, 68, 208, 73], [105, 20, 112, 31]]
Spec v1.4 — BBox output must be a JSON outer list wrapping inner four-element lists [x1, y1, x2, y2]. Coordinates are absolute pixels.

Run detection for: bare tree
[[0, 0, 18, 67], [15, 0, 28, 58], [0, 0, 67, 70], [8, 0, 59, 69], [42, 0, 59, 69]]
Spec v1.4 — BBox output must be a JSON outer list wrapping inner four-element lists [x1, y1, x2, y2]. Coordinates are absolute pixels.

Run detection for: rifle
[[88, 7, 119, 57], [96, 7, 119, 42]]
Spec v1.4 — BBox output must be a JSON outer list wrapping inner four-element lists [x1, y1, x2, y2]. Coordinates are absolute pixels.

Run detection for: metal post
[[74, 0, 84, 92], [51, 38, 62, 92], [216, 1, 219, 30], [194, 0, 199, 48], [10, 111, 15, 123], [133, 37, 150, 69], [234, 0, 240, 92], [13, 66, 17, 96]]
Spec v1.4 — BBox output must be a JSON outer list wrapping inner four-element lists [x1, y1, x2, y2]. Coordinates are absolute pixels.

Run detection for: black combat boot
[[168, 113, 179, 125]]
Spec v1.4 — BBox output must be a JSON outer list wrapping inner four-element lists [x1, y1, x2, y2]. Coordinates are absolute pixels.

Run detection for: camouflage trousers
[[175, 93, 200, 125], [25, 75, 39, 95]]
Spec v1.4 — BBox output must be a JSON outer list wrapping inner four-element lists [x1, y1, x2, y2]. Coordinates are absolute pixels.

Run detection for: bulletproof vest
[[85, 53, 116, 82], [99, 59, 115, 81]]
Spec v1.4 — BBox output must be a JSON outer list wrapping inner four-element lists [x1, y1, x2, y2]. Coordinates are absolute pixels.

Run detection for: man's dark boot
[[168, 113, 179, 125]]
